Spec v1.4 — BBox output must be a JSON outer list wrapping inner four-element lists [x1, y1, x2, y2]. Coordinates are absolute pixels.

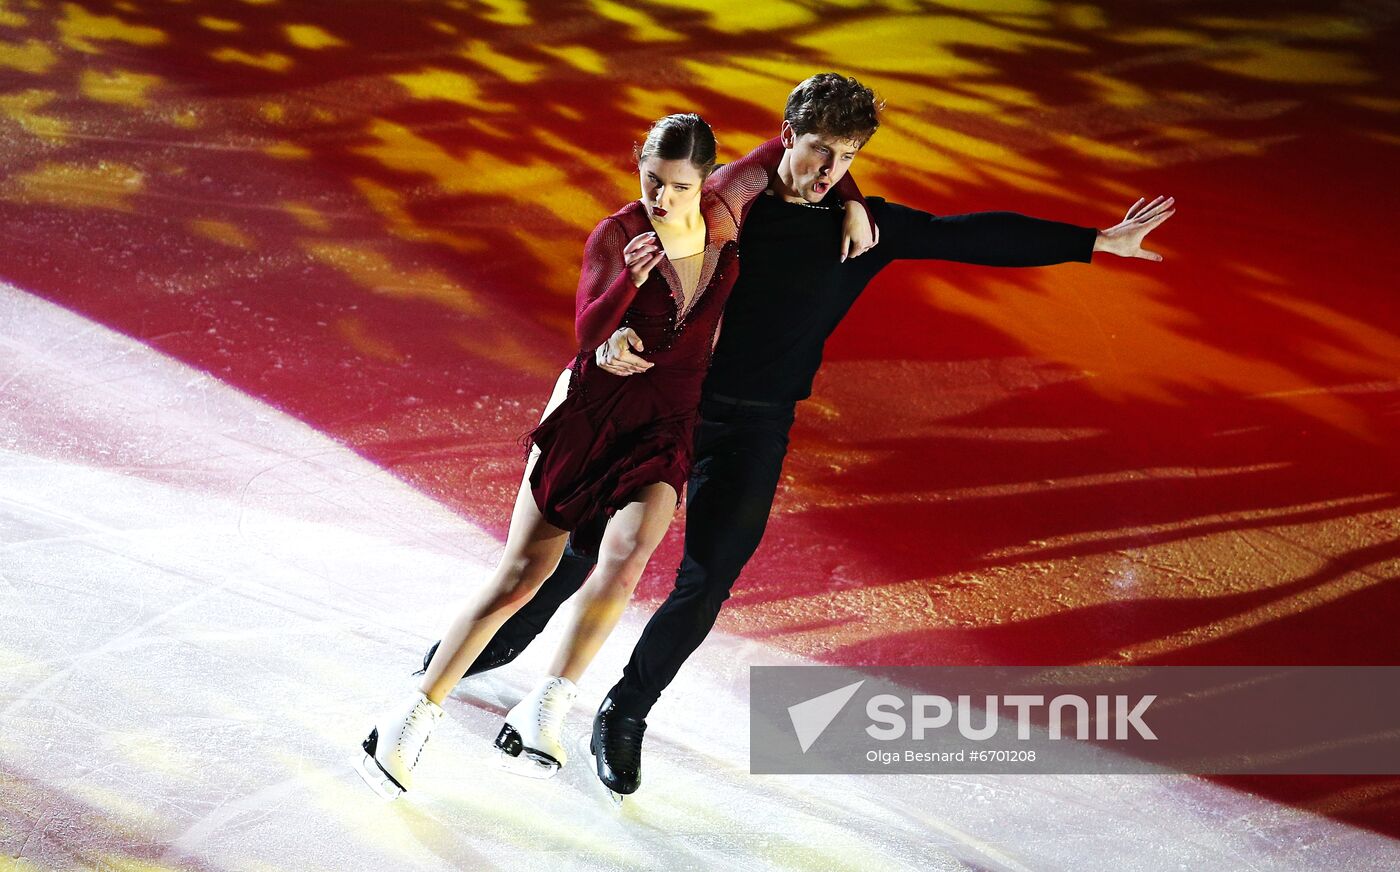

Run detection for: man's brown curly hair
[[784, 73, 883, 148]]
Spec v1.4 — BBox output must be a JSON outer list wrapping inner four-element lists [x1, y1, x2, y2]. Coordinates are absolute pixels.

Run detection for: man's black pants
[[467, 394, 796, 716]]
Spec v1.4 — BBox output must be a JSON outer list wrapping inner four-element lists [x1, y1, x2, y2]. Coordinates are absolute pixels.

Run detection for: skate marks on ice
[[1, 284, 1397, 870]]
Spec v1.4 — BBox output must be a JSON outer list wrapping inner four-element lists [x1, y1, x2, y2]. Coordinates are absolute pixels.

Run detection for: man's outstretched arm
[[872, 195, 1175, 267]]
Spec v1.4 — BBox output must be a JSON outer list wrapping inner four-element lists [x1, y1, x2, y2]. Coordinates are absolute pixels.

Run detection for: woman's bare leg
[[548, 482, 677, 683], [417, 369, 575, 704], [418, 473, 568, 703]]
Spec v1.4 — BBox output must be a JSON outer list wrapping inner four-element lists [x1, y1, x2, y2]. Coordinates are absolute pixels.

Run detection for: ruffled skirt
[[524, 357, 700, 555]]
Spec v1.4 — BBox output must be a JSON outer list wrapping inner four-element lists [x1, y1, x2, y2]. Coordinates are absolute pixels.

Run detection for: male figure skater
[[427, 73, 1175, 798]]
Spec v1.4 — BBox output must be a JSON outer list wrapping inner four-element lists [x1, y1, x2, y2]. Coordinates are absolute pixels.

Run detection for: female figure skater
[[355, 113, 868, 799]]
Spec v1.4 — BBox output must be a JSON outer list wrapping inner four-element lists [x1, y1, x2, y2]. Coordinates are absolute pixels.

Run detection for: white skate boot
[[494, 676, 578, 778], [354, 692, 445, 800]]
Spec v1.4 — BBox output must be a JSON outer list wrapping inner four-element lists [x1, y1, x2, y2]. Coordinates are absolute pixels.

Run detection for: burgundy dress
[[524, 138, 864, 553]]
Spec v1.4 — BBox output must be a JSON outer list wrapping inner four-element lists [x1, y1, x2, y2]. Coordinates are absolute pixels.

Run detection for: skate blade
[[579, 732, 627, 808], [353, 751, 405, 801], [494, 747, 563, 780]]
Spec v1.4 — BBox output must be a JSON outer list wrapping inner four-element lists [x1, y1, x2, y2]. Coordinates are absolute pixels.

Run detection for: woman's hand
[[841, 202, 878, 262], [1095, 196, 1176, 261], [596, 327, 653, 376], [623, 231, 665, 287]]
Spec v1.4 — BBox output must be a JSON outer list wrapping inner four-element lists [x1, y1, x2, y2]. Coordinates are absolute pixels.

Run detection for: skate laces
[[400, 697, 442, 766], [601, 708, 647, 772], [535, 679, 577, 734]]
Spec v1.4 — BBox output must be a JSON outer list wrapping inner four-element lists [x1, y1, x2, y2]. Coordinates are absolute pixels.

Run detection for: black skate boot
[[413, 638, 518, 679], [589, 695, 646, 805]]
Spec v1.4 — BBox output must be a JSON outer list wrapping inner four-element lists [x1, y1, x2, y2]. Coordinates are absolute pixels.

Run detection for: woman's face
[[638, 156, 704, 223]]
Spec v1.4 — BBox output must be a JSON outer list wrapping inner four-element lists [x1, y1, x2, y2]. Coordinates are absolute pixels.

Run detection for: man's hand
[[596, 327, 653, 376], [1095, 196, 1176, 261], [623, 231, 664, 286], [841, 202, 878, 262]]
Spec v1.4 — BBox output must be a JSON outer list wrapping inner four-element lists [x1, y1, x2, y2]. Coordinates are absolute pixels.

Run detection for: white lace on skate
[[396, 695, 444, 771], [530, 678, 578, 754]]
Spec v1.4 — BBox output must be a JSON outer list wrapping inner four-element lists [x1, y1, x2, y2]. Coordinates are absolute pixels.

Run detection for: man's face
[[781, 121, 861, 203]]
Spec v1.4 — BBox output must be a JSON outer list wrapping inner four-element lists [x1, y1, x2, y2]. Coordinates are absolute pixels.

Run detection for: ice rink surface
[[4, 288, 1398, 871]]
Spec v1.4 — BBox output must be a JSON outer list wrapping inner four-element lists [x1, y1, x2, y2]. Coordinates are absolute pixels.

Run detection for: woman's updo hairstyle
[[634, 113, 717, 179]]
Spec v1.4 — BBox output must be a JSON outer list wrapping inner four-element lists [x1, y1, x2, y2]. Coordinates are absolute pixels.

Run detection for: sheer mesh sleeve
[[704, 136, 873, 231], [704, 137, 781, 230], [574, 217, 638, 350]]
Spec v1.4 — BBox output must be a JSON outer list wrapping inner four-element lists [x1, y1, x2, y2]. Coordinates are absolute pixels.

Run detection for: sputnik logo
[[788, 680, 865, 752]]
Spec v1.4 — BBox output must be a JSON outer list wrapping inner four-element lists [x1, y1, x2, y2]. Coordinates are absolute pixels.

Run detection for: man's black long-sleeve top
[[702, 194, 1099, 403]]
